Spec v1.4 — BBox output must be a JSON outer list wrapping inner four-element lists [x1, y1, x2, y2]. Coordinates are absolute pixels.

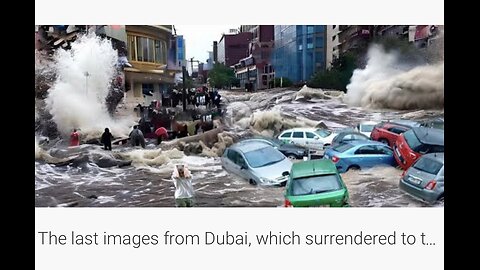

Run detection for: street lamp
[[84, 71, 90, 96]]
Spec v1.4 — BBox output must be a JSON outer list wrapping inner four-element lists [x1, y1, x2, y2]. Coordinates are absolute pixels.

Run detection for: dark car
[[238, 138, 309, 160], [331, 131, 370, 147], [393, 127, 444, 170], [370, 120, 419, 147]]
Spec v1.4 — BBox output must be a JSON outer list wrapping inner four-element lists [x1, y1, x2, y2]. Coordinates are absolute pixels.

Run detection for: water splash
[[45, 33, 134, 141], [345, 45, 444, 110]]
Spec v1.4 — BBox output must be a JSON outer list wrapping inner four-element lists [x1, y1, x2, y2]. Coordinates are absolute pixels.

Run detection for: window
[[413, 157, 443, 175], [388, 127, 407, 134], [128, 35, 136, 61], [129, 36, 167, 64], [280, 132, 291, 138], [292, 132, 304, 138], [307, 26, 314, 34], [307, 43, 313, 49], [291, 174, 342, 196], [375, 145, 393, 155], [316, 37, 324, 47], [298, 44, 303, 50], [244, 147, 285, 168], [343, 134, 354, 140], [316, 129, 332, 138], [306, 132, 316, 139], [333, 143, 354, 153], [355, 145, 378, 155], [403, 130, 422, 151], [332, 35, 337, 41]]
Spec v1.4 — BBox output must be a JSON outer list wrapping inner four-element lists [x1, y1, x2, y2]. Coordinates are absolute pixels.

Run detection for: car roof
[[337, 131, 368, 136], [290, 159, 338, 178], [281, 127, 322, 132], [422, 152, 444, 163], [411, 127, 444, 145], [230, 141, 271, 153], [388, 120, 421, 127], [359, 121, 378, 125], [345, 140, 385, 146]]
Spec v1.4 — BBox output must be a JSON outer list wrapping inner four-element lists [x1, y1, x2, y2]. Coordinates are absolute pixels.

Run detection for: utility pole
[[182, 66, 187, 111]]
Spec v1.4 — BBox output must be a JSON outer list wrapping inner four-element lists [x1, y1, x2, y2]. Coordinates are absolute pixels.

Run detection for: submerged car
[[221, 141, 292, 186], [393, 127, 444, 170], [324, 140, 396, 173], [331, 131, 370, 147], [284, 159, 349, 207], [399, 153, 444, 204], [370, 121, 418, 147], [238, 138, 309, 160], [277, 128, 337, 153]]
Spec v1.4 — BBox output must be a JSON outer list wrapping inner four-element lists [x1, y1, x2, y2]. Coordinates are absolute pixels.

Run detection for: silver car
[[221, 141, 293, 186], [399, 153, 444, 204]]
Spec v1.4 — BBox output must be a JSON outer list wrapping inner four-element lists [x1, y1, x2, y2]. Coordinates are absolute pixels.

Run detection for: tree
[[208, 63, 237, 89], [307, 53, 358, 91]]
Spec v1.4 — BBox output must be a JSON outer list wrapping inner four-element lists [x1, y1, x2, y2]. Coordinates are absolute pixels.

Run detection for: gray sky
[[175, 25, 239, 64]]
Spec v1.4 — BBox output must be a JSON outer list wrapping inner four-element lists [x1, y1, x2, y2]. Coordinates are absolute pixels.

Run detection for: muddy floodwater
[[35, 88, 444, 207]]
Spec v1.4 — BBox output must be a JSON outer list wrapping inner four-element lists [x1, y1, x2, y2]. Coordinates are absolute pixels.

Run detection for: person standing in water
[[70, 129, 80, 146], [171, 164, 195, 207], [100, 128, 114, 150]]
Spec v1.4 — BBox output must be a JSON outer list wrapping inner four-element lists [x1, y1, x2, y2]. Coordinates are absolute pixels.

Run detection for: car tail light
[[332, 156, 340, 163], [401, 170, 406, 177], [284, 199, 293, 207], [425, 180, 437, 190]]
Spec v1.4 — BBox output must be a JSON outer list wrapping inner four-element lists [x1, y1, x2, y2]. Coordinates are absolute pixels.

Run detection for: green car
[[284, 159, 349, 207]]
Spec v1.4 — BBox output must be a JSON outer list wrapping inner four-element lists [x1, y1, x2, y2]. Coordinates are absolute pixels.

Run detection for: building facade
[[326, 25, 340, 69], [217, 32, 253, 67], [234, 25, 275, 90], [338, 25, 374, 55], [125, 25, 176, 108], [273, 25, 327, 83]]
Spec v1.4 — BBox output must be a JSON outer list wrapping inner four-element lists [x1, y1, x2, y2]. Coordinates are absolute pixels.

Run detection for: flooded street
[[35, 88, 443, 207]]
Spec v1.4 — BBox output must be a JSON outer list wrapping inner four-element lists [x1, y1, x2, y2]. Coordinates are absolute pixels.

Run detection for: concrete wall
[[326, 25, 340, 69]]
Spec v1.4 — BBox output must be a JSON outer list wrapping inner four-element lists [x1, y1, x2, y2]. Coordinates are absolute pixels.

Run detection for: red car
[[393, 127, 444, 170], [370, 121, 414, 147]]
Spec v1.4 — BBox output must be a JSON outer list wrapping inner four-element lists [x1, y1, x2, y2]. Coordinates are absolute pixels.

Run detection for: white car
[[356, 121, 378, 138], [277, 128, 337, 152]]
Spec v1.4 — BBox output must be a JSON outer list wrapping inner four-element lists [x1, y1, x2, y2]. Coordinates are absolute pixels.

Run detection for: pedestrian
[[70, 129, 80, 146], [129, 125, 146, 148], [155, 127, 168, 145], [100, 128, 114, 150], [172, 164, 195, 207]]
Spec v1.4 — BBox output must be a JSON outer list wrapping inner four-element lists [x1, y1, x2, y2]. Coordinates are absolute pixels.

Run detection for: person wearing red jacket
[[70, 129, 80, 146]]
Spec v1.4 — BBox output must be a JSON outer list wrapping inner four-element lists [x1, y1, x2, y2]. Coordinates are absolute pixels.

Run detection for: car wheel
[[379, 139, 389, 145], [249, 179, 257, 185], [347, 165, 360, 171], [287, 154, 297, 160]]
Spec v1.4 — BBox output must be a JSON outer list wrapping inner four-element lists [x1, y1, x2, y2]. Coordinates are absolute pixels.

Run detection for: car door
[[279, 131, 292, 144], [291, 131, 305, 146], [224, 149, 243, 177], [386, 126, 408, 146], [353, 145, 380, 168], [305, 131, 323, 149], [374, 145, 395, 166]]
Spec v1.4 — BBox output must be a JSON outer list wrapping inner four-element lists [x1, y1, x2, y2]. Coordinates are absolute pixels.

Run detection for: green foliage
[[208, 63, 237, 89], [273, 77, 293, 87], [307, 53, 358, 91]]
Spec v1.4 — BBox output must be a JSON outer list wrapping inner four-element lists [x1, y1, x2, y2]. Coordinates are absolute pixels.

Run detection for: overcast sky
[[175, 25, 239, 63]]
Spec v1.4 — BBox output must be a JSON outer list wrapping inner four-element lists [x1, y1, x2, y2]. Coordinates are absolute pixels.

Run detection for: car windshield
[[291, 174, 342, 196], [403, 130, 423, 152], [361, 124, 375, 132], [244, 146, 285, 168], [332, 143, 354, 153], [413, 157, 443, 175], [316, 129, 332, 138]]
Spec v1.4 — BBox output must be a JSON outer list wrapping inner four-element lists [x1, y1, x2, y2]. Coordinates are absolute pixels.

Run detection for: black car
[[331, 131, 370, 147], [238, 138, 309, 160]]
